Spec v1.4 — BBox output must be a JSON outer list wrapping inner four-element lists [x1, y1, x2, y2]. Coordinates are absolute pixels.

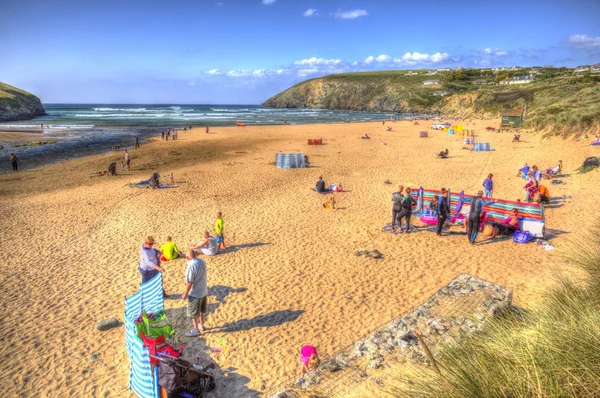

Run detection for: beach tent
[[473, 142, 491, 151], [276, 153, 306, 168], [124, 273, 165, 398]]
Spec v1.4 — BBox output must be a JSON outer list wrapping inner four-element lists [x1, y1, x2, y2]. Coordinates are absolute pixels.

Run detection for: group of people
[[518, 162, 555, 203], [161, 128, 178, 140], [315, 176, 343, 193], [391, 185, 521, 243], [138, 212, 227, 337]]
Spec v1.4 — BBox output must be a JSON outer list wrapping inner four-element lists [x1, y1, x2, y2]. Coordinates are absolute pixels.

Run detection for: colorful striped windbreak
[[410, 188, 545, 224], [124, 273, 165, 398]]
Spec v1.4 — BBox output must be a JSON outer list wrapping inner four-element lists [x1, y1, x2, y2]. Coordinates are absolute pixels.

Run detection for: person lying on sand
[[300, 345, 320, 373], [361, 134, 370, 139], [436, 149, 449, 158], [483, 208, 520, 239], [545, 160, 562, 178], [512, 134, 520, 142], [191, 231, 219, 256]]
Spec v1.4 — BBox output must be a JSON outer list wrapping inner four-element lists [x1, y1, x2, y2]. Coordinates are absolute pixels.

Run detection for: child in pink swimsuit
[[300, 345, 320, 373]]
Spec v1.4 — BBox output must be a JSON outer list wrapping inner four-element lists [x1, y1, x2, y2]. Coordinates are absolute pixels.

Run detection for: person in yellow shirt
[[160, 236, 184, 261], [215, 211, 226, 250]]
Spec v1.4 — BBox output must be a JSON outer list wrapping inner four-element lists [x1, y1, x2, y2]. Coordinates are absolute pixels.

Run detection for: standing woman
[[391, 185, 404, 231], [437, 188, 449, 236], [397, 187, 417, 233]]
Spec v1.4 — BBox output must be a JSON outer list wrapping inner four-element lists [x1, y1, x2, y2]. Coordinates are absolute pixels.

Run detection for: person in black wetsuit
[[467, 190, 496, 244], [391, 185, 404, 231], [315, 176, 326, 193], [397, 187, 416, 233], [436, 188, 449, 236]]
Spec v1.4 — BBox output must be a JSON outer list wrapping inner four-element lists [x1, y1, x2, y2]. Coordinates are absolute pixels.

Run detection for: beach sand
[[1, 120, 598, 397]]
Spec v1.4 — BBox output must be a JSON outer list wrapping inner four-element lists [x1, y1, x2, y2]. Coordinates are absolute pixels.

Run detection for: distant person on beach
[[436, 149, 449, 159], [437, 188, 449, 236], [173, 130, 177, 140], [429, 195, 439, 212], [10, 153, 18, 172], [182, 249, 208, 337], [124, 150, 130, 171], [397, 187, 416, 233], [191, 231, 219, 256], [160, 236, 184, 261], [361, 133, 370, 139], [139, 236, 165, 284], [517, 163, 530, 178], [206, 126, 209, 134], [215, 211, 226, 250], [121, 161, 125, 171], [467, 191, 495, 244], [391, 185, 404, 231], [300, 345, 320, 373], [135, 136, 140, 149], [315, 176, 326, 193], [162, 131, 165, 140], [482, 173, 493, 197], [512, 134, 520, 142], [532, 165, 542, 184]]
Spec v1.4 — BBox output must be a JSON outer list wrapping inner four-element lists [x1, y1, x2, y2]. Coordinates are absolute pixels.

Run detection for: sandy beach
[[1, 120, 598, 397]]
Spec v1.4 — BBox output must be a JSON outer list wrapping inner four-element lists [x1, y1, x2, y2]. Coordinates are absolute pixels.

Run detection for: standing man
[[482, 173, 493, 198], [124, 150, 130, 171], [391, 185, 404, 231], [182, 250, 208, 337], [467, 191, 495, 244], [205, 126, 209, 134], [135, 136, 140, 149], [531, 165, 542, 185], [9, 153, 18, 172], [436, 188, 449, 236], [138, 236, 165, 283]]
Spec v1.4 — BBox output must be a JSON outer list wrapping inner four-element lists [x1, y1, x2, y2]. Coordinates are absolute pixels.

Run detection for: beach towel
[[311, 188, 350, 194], [127, 182, 175, 189]]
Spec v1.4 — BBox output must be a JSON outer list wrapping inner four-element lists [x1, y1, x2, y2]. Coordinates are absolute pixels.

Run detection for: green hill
[[0, 82, 46, 122], [263, 68, 600, 136]]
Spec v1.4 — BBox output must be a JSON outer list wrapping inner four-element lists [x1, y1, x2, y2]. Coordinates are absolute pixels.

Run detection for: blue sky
[[1, 0, 599, 104]]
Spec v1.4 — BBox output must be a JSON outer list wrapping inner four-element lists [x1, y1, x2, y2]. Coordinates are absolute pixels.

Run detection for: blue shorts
[[216, 235, 223, 243]]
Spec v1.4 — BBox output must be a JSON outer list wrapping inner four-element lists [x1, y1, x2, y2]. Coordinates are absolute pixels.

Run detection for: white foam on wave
[[93, 107, 148, 112]]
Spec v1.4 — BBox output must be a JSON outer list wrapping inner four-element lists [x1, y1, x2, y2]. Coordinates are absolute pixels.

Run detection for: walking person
[[182, 250, 208, 337], [467, 191, 495, 244], [397, 187, 416, 233], [161, 130, 165, 140], [206, 126, 209, 134], [482, 173, 493, 197], [391, 185, 404, 231], [9, 153, 18, 172], [135, 136, 140, 149], [124, 150, 130, 171], [436, 188, 449, 236]]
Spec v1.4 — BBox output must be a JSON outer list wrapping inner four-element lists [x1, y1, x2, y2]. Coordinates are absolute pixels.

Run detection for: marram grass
[[391, 224, 600, 398]]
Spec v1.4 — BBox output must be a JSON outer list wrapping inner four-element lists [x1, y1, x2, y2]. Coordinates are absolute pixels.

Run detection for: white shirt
[[186, 258, 208, 298]]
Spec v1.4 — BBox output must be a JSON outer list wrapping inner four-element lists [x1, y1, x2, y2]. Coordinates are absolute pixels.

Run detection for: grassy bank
[[392, 225, 600, 397]]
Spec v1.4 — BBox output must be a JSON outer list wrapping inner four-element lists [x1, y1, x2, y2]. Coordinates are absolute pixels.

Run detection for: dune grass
[[391, 224, 600, 398]]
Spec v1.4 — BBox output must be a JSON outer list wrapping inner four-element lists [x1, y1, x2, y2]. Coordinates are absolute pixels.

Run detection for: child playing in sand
[[300, 345, 320, 373], [215, 211, 226, 250]]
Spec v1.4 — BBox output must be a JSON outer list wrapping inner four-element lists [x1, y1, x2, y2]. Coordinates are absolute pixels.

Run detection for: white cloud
[[364, 55, 375, 64], [477, 47, 509, 56], [394, 52, 449, 64], [303, 8, 318, 17], [332, 9, 368, 19], [261, 0, 276, 4], [567, 34, 600, 50], [375, 54, 391, 62], [206, 69, 222, 75], [294, 57, 342, 66]]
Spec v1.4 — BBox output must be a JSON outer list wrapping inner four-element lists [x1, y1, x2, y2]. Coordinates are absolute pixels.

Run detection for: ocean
[[0, 104, 422, 172]]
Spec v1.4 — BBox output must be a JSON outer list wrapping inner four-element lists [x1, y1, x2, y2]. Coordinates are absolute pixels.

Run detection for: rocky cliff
[[263, 71, 600, 136], [0, 82, 46, 122]]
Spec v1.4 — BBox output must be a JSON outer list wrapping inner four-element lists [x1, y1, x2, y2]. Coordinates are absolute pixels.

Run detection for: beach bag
[[513, 231, 532, 244]]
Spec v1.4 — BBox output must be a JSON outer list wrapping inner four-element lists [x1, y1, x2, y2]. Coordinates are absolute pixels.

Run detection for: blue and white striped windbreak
[[124, 273, 165, 398]]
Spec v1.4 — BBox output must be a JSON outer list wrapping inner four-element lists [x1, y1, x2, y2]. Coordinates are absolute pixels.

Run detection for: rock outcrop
[[0, 82, 46, 122]]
